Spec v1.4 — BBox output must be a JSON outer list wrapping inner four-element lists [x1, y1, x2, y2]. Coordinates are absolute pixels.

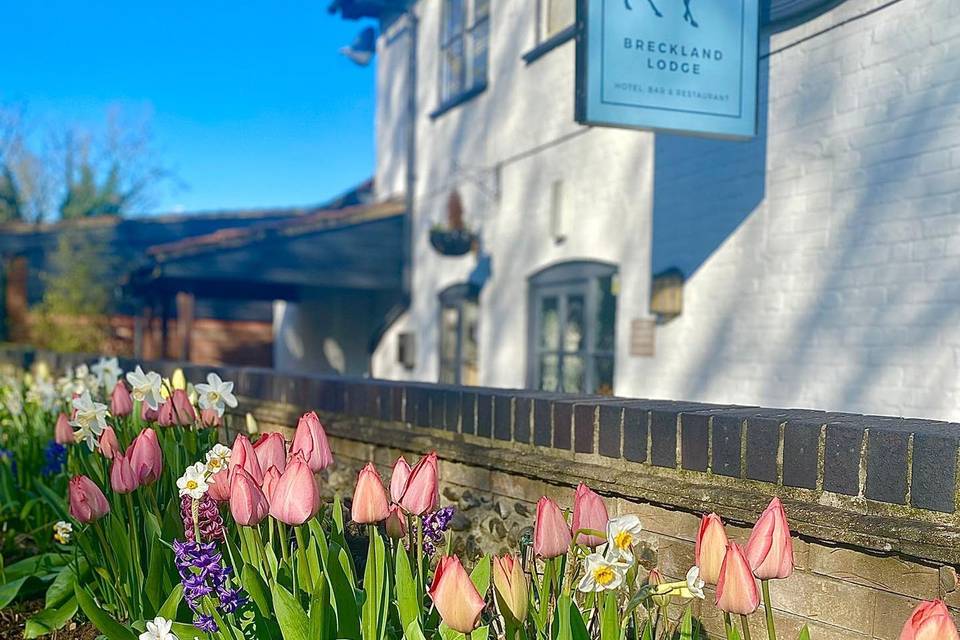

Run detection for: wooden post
[[176, 291, 195, 362]]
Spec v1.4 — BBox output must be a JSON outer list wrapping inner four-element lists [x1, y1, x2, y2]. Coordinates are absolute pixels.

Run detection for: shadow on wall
[[651, 39, 771, 278]]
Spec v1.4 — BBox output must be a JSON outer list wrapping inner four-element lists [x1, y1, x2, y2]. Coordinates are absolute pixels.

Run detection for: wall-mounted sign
[[576, 0, 760, 139]]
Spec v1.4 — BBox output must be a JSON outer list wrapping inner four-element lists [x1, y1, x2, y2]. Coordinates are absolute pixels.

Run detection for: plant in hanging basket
[[429, 190, 476, 256]]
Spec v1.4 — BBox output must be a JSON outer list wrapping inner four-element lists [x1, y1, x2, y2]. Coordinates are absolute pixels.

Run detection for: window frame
[[527, 261, 618, 394], [438, 283, 480, 386], [433, 0, 490, 118], [523, 0, 578, 65]]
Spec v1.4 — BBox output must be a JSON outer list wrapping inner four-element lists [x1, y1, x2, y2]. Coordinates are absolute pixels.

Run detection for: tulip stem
[[723, 613, 734, 638], [761, 580, 777, 640], [740, 614, 753, 640]]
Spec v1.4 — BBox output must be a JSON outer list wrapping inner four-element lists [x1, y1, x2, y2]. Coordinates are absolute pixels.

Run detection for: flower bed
[[0, 359, 956, 640]]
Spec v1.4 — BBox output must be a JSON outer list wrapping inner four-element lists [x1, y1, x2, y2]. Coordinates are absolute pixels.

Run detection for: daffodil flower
[[70, 391, 108, 450], [177, 462, 210, 500], [139, 616, 178, 640], [92, 357, 122, 390], [204, 443, 232, 473], [195, 373, 238, 418], [651, 566, 706, 600], [577, 552, 630, 592], [605, 514, 643, 562], [126, 366, 163, 410], [53, 521, 72, 545]]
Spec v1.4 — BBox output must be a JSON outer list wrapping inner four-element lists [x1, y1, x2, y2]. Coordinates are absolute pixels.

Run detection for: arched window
[[528, 261, 618, 395], [438, 283, 479, 385]]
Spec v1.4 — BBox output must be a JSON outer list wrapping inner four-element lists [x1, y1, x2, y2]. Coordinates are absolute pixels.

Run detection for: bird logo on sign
[[624, 0, 699, 27]]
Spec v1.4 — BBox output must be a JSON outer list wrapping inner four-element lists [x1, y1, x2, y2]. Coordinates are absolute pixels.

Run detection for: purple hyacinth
[[173, 539, 247, 632], [180, 494, 225, 542], [422, 506, 455, 555]]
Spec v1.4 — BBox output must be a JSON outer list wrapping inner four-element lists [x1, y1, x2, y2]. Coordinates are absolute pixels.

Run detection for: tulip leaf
[[557, 593, 573, 640], [0, 575, 43, 608], [797, 625, 811, 640], [404, 619, 429, 640], [470, 555, 491, 597], [395, 546, 420, 632], [157, 583, 183, 620], [679, 606, 696, 640], [74, 584, 138, 640], [326, 542, 361, 639], [144, 534, 168, 613], [23, 595, 77, 638], [600, 592, 619, 640], [362, 530, 389, 640], [242, 563, 273, 617], [272, 582, 310, 640], [32, 478, 69, 521], [308, 571, 333, 640]]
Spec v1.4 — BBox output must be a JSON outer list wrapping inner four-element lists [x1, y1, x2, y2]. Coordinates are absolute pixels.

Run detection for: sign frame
[[575, 0, 761, 139]]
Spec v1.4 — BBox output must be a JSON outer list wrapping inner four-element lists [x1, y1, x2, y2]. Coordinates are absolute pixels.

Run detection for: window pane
[[562, 355, 584, 393], [595, 356, 615, 396], [441, 307, 459, 362], [545, 0, 575, 39], [596, 275, 617, 352], [471, 18, 489, 87], [539, 354, 559, 391], [564, 294, 585, 352], [441, 37, 466, 101], [539, 296, 560, 350], [475, 0, 490, 20], [444, 0, 465, 40], [439, 363, 457, 385]]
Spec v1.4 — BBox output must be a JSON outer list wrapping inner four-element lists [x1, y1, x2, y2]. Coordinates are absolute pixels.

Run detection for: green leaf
[[469, 555, 491, 597], [557, 593, 573, 640], [600, 592, 619, 640], [395, 546, 420, 632], [0, 576, 42, 608], [797, 625, 811, 640], [157, 584, 183, 620], [326, 542, 361, 639], [46, 558, 87, 609], [24, 596, 78, 638], [679, 606, 695, 640], [272, 582, 310, 640], [74, 584, 138, 640], [404, 619, 429, 640], [242, 563, 273, 617]]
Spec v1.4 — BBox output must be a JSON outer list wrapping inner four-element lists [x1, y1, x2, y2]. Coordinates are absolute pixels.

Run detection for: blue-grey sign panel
[[576, 0, 760, 139]]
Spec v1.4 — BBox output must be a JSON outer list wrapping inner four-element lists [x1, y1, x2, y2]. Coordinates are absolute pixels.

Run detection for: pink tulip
[[171, 389, 197, 425], [533, 496, 572, 558], [493, 554, 528, 622], [399, 452, 439, 515], [351, 463, 390, 524], [900, 601, 960, 640], [570, 483, 608, 548], [54, 413, 74, 445], [390, 456, 412, 503], [429, 556, 486, 634], [385, 504, 407, 540], [261, 466, 281, 505], [207, 467, 232, 502], [230, 467, 270, 526], [253, 432, 287, 475], [716, 542, 760, 615], [230, 434, 264, 485], [141, 402, 159, 422], [290, 411, 334, 472], [745, 497, 794, 580], [156, 399, 176, 427], [269, 454, 319, 526], [696, 513, 729, 585], [200, 407, 222, 428], [110, 452, 140, 494], [110, 381, 133, 417], [68, 476, 110, 523], [98, 426, 120, 459], [128, 428, 162, 484]]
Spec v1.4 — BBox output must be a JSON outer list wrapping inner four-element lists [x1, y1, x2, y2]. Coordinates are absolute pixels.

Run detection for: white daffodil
[[53, 521, 73, 545], [139, 616, 178, 640], [74, 364, 90, 380], [606, 514, 644, 562], [126, 366, 163, 410], [577, 552, 630, 592], [26, 379, 58, 411], [3, 388, 23, 417], [684, 566, 705, 599], [204, 443, 232, 474], [177, 462, 210, 499], [195, 373, 237, 417], [92, 357, 122, 390], [70, 391, 108, 450]]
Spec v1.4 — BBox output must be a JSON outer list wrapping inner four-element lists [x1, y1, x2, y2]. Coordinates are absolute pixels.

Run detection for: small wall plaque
[[630, 318, 656, 357]]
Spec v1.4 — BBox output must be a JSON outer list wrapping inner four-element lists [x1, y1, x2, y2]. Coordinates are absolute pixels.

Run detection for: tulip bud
[[171, 389, 196, 426], [648, 568, 671, 607], [716, 542, 760, 615], [534, 496, 572, 558], [493, 554, 528, 623], [110, 381, 133, 417], [110, 452, 140, 494], [351, 463, 391, 524], [261, 466, 281, 505], [201, 407, 222, 428], [253, 432, 287, 475], [571, 483, 608, 548], [54, 413, 75, 445], [68, 476, 110, 523], [230, 467, 270, 526], [128, 428, 163, 484], [156, 399, 176, 427], [98, 426, 120, 459], [290, 411, 334, 472], [390, 456, 412, 503], [207, 467, 231, 502], [269, 454, 319, 526], [385, 504, 407, 540], [900, 600, 960, 640], [399, 452, 439, 515], [230, 434, 264, 486], [141, 401, 159, 423], [429, 556, 486, 634], [696, 513, 729, 585], [745, 497, 794, 580]]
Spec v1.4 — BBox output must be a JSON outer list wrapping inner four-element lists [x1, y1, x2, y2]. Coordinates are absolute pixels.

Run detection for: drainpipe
[[402, 7, 418, 304]]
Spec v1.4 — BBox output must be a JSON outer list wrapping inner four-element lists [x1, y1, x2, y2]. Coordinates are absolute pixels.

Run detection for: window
[[529, 262, 618, 395], [539, 0, 575, 42], [439, 284, 479, 385], [439, 0, 489, 106]]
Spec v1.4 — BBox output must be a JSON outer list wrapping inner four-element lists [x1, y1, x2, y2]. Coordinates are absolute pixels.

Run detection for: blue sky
[[2, 0, 377, 214]]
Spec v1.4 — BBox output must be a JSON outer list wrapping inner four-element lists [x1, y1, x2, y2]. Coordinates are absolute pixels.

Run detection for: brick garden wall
[[5, 348, 960, 639]]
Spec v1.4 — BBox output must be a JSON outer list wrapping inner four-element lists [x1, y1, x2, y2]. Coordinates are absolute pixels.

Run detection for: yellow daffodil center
[[208, 459, 221, 470], [594, 566, 616, 586], [186, 480, 198, 490], [208, 391, 220, 402], [614, 531, 633, 550]]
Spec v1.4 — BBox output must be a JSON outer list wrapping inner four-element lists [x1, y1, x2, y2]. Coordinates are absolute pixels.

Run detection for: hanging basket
[[429, 228, 475, 256]]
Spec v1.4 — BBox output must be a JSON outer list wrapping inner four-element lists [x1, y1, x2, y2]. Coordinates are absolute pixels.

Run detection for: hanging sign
[[576, 0, 760, 138]]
